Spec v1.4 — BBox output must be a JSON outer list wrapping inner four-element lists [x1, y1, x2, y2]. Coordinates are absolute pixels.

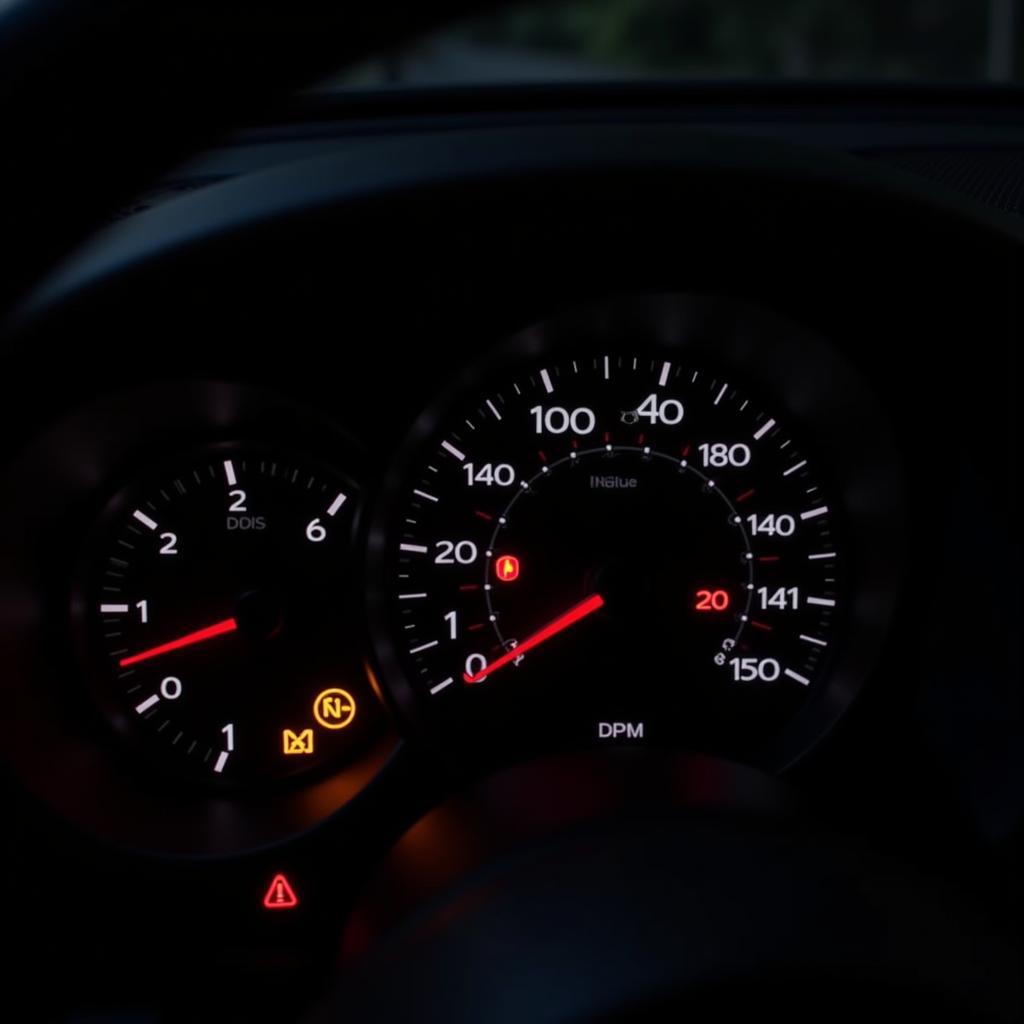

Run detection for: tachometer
[[372, 349, 845, 764], [74, 443, 380, 785]]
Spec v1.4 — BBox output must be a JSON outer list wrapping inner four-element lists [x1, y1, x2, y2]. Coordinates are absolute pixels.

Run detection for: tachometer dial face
[[75, 444, 379, 786], [373, 355, 843, 763]]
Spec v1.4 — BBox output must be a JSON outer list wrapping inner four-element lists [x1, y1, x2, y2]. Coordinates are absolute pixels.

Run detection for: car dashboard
[[0, 88, 1021, 1022]]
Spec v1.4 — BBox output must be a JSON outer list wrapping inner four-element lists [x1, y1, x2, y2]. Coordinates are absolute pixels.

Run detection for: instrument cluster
[[0, 294, 911, 854]]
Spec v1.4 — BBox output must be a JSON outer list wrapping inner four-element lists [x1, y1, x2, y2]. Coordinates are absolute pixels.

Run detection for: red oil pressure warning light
[[495, 554, 521, 582], [263, 873, 299, 911]]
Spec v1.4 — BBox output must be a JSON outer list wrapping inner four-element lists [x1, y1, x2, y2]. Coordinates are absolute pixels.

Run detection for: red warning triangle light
[[263, 873, 299, 910]]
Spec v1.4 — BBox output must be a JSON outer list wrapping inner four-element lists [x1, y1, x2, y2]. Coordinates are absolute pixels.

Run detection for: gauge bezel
[[0, 380, 398, 855], [368, 292, 907, 771]]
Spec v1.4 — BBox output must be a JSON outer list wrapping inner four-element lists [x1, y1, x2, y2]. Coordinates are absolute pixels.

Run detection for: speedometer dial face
[[75, 443, 381, 786], [374, 354, 843, 763]]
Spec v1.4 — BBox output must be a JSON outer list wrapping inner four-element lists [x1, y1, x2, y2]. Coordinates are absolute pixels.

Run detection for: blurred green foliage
[[462, 0, 1018, 79]]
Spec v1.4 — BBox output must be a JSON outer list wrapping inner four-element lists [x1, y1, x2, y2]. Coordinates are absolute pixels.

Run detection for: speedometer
[[372, 337, 850, 766]]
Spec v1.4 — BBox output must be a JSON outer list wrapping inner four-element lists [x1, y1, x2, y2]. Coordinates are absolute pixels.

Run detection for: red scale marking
[[735, 489, 756, 503]]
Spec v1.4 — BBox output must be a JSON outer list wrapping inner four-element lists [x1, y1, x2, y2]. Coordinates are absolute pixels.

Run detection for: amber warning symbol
[[263, 873, 299, 911], [313, 688, 356, 730], [282, 728, 314, 755]]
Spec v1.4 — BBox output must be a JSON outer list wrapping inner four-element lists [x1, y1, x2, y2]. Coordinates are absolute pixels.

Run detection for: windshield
[[338, 0, 1022, 89]]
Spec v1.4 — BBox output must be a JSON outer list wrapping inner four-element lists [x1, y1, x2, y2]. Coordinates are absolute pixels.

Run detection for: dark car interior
[[1, 2, 1020, 1021]]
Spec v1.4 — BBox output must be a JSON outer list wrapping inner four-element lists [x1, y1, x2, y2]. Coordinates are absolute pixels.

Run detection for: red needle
[[118, 617, 239, 668], [463, 593, 605, 684]]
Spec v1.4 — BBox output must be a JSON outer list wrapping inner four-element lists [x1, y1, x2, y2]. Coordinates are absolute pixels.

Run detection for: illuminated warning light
[[313, 688, 356, 730], [495, 555, 521, 582], [695, 589, 730, 612], [282, 728, 314, 755], [263, 873, 299, 911]]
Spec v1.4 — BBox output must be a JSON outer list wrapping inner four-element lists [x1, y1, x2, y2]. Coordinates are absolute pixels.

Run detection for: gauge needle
[[463, 593, 605, 684], [118, 617, 239, 668]]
